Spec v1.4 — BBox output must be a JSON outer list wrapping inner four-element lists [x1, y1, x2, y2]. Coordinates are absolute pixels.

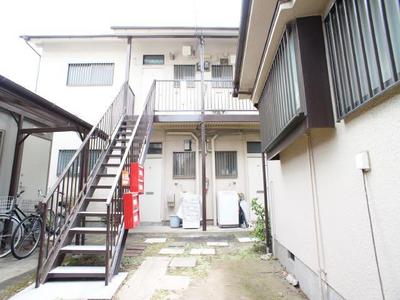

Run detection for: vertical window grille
[[174, 65, 196, 88], [211, 65, 233, 88], [57, 149, 101, 176], [173, 152, 196, 178], [324, 0, 400, 119], [215, 151, 238, 178], [67, 63, 114, 86], [258, 23, 302, 149]]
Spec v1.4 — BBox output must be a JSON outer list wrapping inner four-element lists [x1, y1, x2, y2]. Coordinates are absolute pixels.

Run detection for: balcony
[[152, 80, 258, 123]]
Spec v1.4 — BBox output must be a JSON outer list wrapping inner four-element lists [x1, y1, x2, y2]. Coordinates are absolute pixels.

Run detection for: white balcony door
[[140, 157, 162, 223], [246, 155, 264, 222]]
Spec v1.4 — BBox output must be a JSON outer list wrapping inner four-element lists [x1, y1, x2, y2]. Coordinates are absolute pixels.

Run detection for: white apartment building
[[24, 27, 262, 225], [235, 0, 400, 299]]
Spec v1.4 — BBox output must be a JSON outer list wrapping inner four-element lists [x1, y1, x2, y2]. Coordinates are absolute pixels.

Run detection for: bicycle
[[11, 192, 66, 259], [0, 191, 25, 258]]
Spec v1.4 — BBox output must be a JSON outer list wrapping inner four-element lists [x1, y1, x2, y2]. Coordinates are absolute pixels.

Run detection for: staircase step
[[115, 138, 129, 142], [78, 211, 107, 217], [106, 154, 122, 158], [85, 197, 107, 202], [96, 173, 116, 178], [60, 245, 106, 254], [48, 266, 105, 279], [102, 163, 120, 167], [91, 184, 112, 189], [70, 227, 107, 234], [110, 146, 126, 150]]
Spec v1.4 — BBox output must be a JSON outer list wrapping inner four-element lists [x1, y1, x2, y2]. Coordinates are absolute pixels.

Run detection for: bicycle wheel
[[0, 214, 22, 258], [11, 215, 42, 259]]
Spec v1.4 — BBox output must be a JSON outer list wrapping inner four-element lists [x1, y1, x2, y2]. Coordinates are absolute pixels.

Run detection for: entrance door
[[140, 157, 162, 223], [247, 156, 264, 222]]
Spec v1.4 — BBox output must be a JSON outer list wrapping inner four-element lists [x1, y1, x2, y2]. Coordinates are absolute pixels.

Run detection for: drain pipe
[[22, 37, 41, 93], [166, 132, 200, 194], [211, 134, 218, 226]]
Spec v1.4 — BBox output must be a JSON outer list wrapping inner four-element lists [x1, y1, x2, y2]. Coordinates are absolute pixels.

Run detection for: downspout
[[22, 38, 41, 93], [124, 37, 133, 114], [166, 132, 200, 195], [211, 134, 218, 226], [261, 152, 272, 254]]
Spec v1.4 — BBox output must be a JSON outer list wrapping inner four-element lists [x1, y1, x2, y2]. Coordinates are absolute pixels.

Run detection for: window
[[173, 152, 196, 178], [211, 65, 233, 88], [143, 55, 164, 65], [57, 149, 101, 176], [324, 0, 400, 119], [247, 142, 261, 154], [67, 63, 114, 86], [174, 65, 196, 88], [148, 142, 162, 155], [215, 151, 237, 178]]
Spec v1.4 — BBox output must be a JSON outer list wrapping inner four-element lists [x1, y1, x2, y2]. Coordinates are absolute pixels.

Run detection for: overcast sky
[[0, 0, 241, 91]]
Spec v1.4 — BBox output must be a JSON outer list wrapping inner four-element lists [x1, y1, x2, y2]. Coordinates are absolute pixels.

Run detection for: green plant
[[250, 198, 266, 244]]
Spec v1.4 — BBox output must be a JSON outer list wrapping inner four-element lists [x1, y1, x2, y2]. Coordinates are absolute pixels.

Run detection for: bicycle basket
[[0, 196, 16, 214], [16, 198, 41, 214]]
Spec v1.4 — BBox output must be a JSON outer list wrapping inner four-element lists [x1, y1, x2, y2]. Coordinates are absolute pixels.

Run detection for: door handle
[[145, 192, 154, 195], [256, 190, 264, 194]]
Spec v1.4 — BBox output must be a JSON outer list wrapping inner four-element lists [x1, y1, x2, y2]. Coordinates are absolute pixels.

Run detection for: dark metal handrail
[[104, 81, 156, 284], [154, 80, 256, 112], [35, 82, 134, 287]]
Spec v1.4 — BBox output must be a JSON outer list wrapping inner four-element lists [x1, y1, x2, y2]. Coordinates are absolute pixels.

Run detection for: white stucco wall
[[35, 37, 238, 190], [267, 91, 400, 299], [140, 128, 261, 223]]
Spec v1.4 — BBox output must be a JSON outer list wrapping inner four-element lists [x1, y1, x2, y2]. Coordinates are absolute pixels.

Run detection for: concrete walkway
[[0, 252, 38, 290], [116, 257, 190, 300]]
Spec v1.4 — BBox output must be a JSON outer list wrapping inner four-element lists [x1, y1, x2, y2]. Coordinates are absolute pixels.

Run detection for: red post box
[[123, 193, 139, 229], [130, 163, 144, 194]]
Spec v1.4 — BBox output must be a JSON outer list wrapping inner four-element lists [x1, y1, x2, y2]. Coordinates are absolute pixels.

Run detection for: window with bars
[[215, 151, 238, 178], [174, 65, 196, 88], [67, 63, 114, 86], [57, 149, 101, 176], [211, 65, 233, 88], [173, 152, 196, 178], [324, 0, 400, 119]]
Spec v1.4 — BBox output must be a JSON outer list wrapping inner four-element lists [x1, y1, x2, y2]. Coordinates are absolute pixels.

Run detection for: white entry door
[[140, 157, 162, 223], [141, 68, 162, 105], [247, 156, 264, 222]]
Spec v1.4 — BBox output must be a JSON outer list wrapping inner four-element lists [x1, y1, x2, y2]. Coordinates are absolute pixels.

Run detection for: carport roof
[[0, 75, 92, 133]]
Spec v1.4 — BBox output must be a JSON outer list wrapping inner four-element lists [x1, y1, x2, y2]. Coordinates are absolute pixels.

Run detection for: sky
[[0, 0, 242, 91]]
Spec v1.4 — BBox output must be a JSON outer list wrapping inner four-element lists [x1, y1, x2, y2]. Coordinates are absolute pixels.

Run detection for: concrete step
[[48, 266, 105, 279], [70, 227, 107, 234]]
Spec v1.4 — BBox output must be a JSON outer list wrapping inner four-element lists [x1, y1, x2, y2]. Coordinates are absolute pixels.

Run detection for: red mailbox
[[130, 163, 144, 194], [123, 193, 139, 229]]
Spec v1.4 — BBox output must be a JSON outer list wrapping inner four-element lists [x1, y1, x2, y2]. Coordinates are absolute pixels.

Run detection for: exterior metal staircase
[[35, 82, 156, 286]]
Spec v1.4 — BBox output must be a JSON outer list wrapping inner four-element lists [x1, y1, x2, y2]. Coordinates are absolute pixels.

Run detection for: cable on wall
[[361, 170, 386, 300]]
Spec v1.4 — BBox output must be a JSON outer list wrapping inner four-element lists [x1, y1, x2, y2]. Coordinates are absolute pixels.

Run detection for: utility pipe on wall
[[211, 135, 218, 226]]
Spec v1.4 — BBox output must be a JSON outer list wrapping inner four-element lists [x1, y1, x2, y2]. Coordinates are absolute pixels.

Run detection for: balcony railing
[[154, 80, 256, 113]]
